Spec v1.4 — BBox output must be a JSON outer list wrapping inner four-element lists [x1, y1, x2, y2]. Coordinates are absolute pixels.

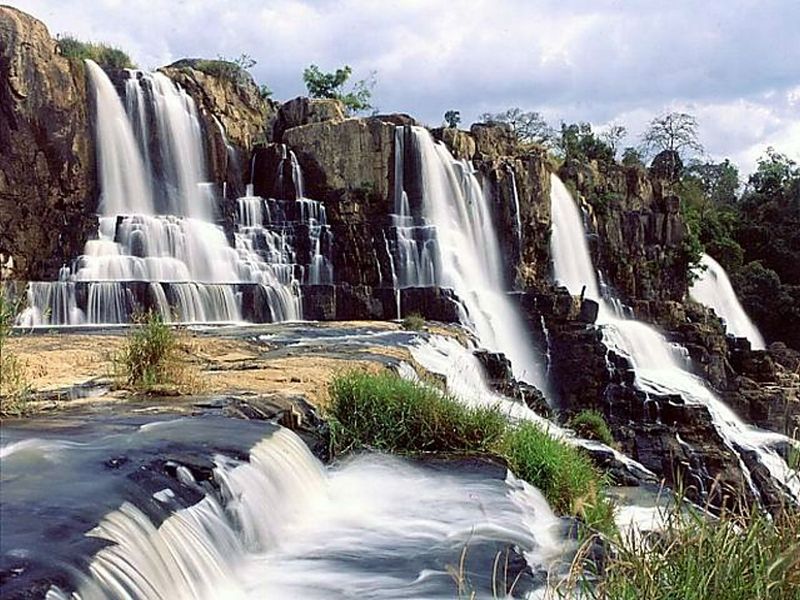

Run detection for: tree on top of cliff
[[478, 108, 555, 147], [303, 64, 375, 115], [444, 110, 461, 128], [642, 111, 704, 160]]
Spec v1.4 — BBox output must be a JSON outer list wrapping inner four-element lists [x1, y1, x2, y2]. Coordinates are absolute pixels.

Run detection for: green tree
[[685, 159, 739, 205], [558, 122, 614, 164], [443, 110, 461, 128], [479, 108, 554, 146], [302, 64, 375, 114]]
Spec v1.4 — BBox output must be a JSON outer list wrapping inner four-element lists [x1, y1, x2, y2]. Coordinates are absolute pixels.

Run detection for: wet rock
[[430, 127, 476, 160]]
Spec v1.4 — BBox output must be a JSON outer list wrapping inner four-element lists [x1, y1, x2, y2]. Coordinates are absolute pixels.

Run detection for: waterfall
[[18, 63, 329, 326], [85, 60, 153, 217], [1, 426, 566, 599], [690, 253, 766, 350], [549, 173, 799, 502], [408, 127, 546, 389]]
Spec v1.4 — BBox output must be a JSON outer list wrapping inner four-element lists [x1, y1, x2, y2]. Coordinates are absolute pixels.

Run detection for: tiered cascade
[[18, 61, 332, 325], [549, 174, 798, 502]]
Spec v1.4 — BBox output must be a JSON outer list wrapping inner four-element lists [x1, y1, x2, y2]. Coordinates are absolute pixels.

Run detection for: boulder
[[272, 96, 346, 141]]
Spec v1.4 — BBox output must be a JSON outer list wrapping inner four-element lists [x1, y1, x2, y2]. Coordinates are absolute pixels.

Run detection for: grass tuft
[[568, 409, 615, 447], [57, 34, 135, 70], [112, 311, 195, 392], [401, 312, 426, 331]]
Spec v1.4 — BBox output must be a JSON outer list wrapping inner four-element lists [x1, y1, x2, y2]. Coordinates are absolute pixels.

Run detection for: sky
[[8, 0, 800, 175]]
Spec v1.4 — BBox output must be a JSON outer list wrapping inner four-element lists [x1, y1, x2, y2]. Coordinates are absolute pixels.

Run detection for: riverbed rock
[[0, 6, 97, 281]]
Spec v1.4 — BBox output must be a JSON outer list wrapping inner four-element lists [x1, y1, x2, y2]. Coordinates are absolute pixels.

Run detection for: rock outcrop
[[0, 6, 96, 281]]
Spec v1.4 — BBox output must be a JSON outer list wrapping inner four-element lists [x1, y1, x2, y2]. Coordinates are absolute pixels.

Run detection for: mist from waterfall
[[690, 253, 766, 350], [549, 173, 799, 502]]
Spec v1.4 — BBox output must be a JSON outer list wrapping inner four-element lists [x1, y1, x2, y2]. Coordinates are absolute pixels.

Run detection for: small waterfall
[[508, 166, 523, 250], [690, 253, 766, 350], [549, 174, 799, 502], [385, 126, 439, 288], [13, 427, 566, 599], [408, 127, 546, 389]]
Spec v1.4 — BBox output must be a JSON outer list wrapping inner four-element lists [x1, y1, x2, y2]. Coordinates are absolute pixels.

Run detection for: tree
[[600, 123, 627, 157], [622, 147, 645, 167], [641, 111, 704, 159], [444, 110, 461, 128], [302, 64, 375, 114], [479, 108, 554, 146], [685, 159, 739, 205], [557, 122, 614, 164]]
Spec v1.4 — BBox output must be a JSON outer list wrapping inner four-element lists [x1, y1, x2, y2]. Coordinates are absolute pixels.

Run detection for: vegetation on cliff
[[327, 369, 614, 532], [56, 34, 135, 69], [303, 64, 375, 114]]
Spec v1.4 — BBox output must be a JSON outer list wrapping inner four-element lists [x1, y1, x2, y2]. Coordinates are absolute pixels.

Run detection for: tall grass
[[0, 289, 29, 417], [328, 370, 506, 455], [327, 370, 614, 532], [113, 312, 186, 391], [568, 501, 800, 600]]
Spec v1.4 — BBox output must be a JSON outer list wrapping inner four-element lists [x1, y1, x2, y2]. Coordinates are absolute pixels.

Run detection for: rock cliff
[[0, 6, 96, 281]]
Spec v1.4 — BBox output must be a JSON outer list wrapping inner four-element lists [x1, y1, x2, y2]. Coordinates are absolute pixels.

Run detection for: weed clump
[[568, 409, 615, 447], [113, 311, 188, 391], [401, 313, 426, 331]]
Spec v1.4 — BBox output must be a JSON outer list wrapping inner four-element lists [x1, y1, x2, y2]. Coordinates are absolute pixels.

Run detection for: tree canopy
[[642, 112, 704, 159], [302, 64, 375, 114], [479, 108, 554, 146]]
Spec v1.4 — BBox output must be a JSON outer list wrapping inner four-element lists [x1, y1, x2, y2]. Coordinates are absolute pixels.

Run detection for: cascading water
[[690, 253, 765, 350], [18, 61, 331, 326], [549, 173, 799, 502], [387, 126, 546, 389], [1, 421, 566, 599]]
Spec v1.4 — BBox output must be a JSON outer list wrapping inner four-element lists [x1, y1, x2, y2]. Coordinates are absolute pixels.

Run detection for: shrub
[[57, 35, 135, 70], [113, 311, 183, 390], [401, 312, 426, 331], [327, 370, 505, 455], [573, 502, 800, 600], [568, 409, 615, 447], [0, 290, 29, 416]]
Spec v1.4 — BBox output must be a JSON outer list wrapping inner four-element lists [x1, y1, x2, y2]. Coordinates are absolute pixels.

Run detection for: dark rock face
[[559, 160, 689, 303], [0, 6, 97, 281]]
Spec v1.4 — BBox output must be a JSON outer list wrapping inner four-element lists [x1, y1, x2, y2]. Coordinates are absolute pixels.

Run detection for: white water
[[549, 174, 799, 502], [406, 127, 545, 389], [690, 253, 765, 350], [86, 61, 153, 217], [61, 428, 565, 599]]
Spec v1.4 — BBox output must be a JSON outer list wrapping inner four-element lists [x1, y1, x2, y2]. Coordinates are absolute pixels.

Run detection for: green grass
[[0, 289, 30, 417], [57, 35, 135, 70], [113, 311, 182, 390], [568, 409, 615, 447], [569, 502, 800, 600], [401, 312, 426, 331], [328, 370, 506, 455], [327, 370, 614, 533]]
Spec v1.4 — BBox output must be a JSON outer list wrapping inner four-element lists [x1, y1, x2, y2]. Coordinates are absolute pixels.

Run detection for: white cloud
[[5, 0, 799, 174]]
